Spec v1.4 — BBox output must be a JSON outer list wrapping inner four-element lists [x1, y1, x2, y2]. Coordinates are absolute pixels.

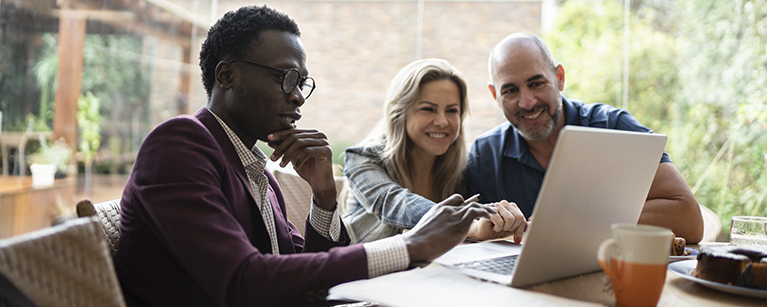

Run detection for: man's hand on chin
[[268, 128, 337, 210]]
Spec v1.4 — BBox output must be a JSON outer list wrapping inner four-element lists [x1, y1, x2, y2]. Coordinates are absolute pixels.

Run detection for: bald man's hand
[[467, 200, 527, 243]]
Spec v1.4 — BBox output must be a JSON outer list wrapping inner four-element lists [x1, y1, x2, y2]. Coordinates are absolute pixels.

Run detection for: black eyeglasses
[[228, 59, 316, 99]]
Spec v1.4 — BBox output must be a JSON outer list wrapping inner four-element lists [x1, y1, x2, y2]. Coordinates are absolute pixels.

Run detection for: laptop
[[434, 125, 668, 288]]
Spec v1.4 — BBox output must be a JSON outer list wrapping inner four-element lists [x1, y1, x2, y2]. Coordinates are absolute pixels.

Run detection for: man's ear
[[488, 83, 497, 100], [555, 63, 565, 91], [215, 61, 234, 90]]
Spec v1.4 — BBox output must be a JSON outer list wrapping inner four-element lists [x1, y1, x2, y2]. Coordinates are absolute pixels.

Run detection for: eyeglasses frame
[[227, 59, 315, 99]]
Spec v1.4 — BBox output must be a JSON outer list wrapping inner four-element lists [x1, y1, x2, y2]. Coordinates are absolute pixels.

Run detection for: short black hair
[[199, 5, 300, 97]]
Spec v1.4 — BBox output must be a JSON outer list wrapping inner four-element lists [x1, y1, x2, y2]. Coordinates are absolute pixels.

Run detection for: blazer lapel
[[194, 107, 274, 253], [195, 108, 257, 203]]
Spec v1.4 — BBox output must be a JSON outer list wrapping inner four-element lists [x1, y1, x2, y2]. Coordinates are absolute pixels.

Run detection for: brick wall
[[182, 0, 542, 147]]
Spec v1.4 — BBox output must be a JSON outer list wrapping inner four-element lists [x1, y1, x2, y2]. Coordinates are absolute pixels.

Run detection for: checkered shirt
[[211, 112, 280, 255], [209, 109, 409, 276]]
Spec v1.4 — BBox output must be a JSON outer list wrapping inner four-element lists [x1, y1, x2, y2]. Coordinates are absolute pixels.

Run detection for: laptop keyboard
[[452, 254, 518, 276]]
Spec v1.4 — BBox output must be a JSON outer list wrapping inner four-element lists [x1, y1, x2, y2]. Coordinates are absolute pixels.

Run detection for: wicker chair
[[75, 199, 121, 257], [0, 217, 126, 307], [272, 169, 348, 236]]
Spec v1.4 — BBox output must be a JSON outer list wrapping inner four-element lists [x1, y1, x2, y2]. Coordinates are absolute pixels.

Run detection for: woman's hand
[[466, 200, 527, 243]]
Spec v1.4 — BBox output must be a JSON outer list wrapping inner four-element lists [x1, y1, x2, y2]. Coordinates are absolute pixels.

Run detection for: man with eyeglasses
[[464, 33, 704, 243], [113, 5, 495, 307]]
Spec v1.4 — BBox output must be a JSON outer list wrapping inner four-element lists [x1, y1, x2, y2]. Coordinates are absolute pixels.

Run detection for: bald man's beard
[[512, 102, 561, 142]]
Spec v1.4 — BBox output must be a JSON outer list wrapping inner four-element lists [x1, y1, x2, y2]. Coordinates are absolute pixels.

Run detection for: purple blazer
[[113, 108, 368, 306]]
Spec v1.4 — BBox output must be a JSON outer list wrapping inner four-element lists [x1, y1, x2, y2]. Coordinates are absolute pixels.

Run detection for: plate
[[669, 247, 698, 261], [668, 260, 767, 299]]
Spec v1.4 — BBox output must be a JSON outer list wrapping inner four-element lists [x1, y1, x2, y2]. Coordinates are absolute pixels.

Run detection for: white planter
[[30, 164, 56, 187]]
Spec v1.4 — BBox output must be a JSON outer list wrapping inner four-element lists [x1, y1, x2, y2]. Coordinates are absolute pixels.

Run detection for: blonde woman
[[343, 58, 526, 243]]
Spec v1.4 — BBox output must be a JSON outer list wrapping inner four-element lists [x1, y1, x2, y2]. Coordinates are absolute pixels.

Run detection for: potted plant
[[29, 135, 72, 186]]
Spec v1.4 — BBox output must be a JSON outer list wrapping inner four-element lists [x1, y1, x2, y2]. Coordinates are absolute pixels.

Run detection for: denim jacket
[[342, 145, 436, 243]]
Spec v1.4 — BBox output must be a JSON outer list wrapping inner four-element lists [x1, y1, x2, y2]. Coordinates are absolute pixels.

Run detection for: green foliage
[[32, 34, 58, 130], [33, 33, 151, 172], [549, 0, 767, 237], [79, 35, 151, 162], [79, 35, 150, 113], [546, 1, 624, 106], [546, 0, 679, 133], [672, 0, 767, 233], [77, 91, 102, 161]]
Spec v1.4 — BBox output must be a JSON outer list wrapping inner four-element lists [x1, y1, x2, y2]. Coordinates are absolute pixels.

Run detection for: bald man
[[464, 33, 703, 243]]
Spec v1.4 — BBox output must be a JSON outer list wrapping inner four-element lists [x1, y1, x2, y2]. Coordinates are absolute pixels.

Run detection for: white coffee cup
[[598, 224, 672, 307]]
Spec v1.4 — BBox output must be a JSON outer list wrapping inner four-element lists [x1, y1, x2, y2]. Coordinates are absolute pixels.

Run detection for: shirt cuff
[[362, 235, 410, 278], [309, 196, 341, 241]]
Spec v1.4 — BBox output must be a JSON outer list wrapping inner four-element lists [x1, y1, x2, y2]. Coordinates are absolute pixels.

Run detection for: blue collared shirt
[[465, 95, 671, 217]]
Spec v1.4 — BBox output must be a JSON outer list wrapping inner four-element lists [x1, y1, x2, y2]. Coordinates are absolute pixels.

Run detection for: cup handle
[[598, 238, 623, 293]]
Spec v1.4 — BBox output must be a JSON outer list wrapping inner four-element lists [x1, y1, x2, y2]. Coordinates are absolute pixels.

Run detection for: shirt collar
[[208, 108, 267, 173], [562, 95, 579, 126]]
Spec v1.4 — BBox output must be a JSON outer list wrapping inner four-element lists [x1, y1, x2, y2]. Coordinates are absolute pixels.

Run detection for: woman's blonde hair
[[361, 58, 469, 201]]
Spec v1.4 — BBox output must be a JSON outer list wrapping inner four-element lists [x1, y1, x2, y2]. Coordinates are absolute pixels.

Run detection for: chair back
[[700, 204, 722, 242], [76, 199, 121, 257], [0, 217, 126, 307], [272, 169, 347, 236]]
